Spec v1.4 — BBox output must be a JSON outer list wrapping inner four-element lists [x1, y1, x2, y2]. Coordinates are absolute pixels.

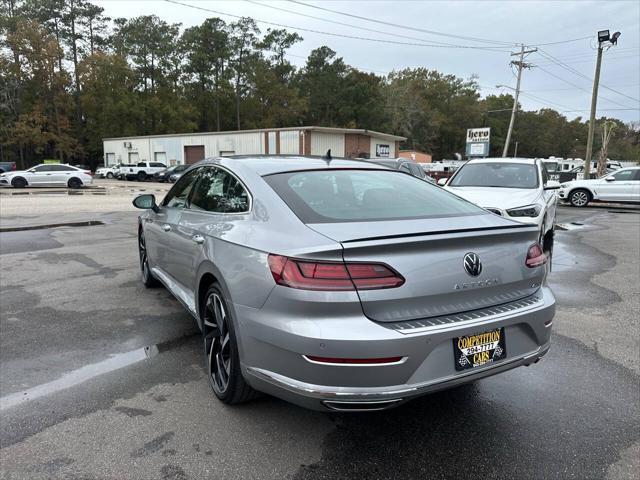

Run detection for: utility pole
[[502, 45, 537, 157], [584, 46, 603, 179], [584, 30, 620, 179]]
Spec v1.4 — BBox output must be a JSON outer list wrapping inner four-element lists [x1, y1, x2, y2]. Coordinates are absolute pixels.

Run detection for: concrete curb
[[0, 220, 105, 233]]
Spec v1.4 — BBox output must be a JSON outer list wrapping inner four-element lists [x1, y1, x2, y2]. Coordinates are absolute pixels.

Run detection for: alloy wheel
[[571, 190, 589, 207], [203, 292, 231, 395], [139, 231, 150, 282]]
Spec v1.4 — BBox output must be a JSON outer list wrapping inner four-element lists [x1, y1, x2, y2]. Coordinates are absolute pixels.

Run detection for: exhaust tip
[[322, 398, 404, 412]]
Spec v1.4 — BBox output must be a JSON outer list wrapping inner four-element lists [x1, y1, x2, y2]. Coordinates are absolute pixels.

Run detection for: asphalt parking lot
[[0, 193, 638, 479]]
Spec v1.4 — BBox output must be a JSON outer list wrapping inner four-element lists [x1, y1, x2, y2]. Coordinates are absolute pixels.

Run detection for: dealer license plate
[[453, 328, 506, 371]]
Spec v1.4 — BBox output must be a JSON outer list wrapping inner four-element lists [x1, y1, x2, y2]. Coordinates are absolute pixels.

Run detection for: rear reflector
[[525, 243, 547, 268], [267, 254, 404, 291], [305, 355, 404, 365]]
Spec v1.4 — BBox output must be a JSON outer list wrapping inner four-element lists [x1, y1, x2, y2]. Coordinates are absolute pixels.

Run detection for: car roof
[[201, 155, 390, 176], [465, 157, 537, 165]]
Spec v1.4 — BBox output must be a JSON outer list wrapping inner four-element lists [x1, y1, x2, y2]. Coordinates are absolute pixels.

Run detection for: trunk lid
[[307, 214, 544, 323]]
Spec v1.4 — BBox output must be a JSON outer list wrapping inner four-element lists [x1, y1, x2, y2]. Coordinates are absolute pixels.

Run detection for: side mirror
[[27, 169, 35, 173], [605, 176, 615, 182], [544, 180, 561, 190], [133, 194, 159, 212], [437, 178, 447, 186]]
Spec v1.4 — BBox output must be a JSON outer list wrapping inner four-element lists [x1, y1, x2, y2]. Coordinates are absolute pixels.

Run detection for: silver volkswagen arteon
[[133, 156, 555, 412]]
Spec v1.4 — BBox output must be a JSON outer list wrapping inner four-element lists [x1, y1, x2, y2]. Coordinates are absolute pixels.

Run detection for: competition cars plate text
[[453, 328, 506, 371]]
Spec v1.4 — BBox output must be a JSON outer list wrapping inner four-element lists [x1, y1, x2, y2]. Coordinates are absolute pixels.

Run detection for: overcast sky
[[94, 0, 640, 124]]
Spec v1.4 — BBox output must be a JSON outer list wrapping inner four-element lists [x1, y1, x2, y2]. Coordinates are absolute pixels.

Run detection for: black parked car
[[153, 164, 188, 182]]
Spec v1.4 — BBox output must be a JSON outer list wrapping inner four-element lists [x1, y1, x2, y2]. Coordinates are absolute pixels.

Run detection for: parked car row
[[95, 162, 188, 183]]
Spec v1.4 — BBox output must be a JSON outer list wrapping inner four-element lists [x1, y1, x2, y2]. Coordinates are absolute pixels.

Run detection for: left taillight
[[525, 243, 547, 268], [84, 170, 92, 176], [267, 254, 405, 291]]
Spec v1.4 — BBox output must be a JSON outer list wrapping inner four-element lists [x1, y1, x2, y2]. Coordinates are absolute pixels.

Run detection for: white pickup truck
[[119, 162, 167, 181]]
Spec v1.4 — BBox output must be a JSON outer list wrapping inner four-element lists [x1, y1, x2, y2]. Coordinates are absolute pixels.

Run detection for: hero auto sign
[[466, 127, 490, 157]]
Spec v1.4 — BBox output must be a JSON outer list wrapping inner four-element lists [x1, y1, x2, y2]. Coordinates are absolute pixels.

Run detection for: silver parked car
[[133, 156, 555, 412]]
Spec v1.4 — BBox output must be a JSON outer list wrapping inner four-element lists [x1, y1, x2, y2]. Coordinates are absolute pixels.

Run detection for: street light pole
[[502, 45, 537, 158], [584, 45, 603, 179], [584, 30, 620, 179]]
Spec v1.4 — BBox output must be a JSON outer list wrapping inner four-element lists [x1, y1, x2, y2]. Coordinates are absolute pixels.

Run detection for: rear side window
[[265, 169, 483, 223], [48, 165, 76, 171], [189, 167, 250, 213], [150, 162, 166, 168]]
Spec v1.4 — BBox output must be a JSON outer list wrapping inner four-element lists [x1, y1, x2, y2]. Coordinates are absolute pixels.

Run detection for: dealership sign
[[465, 128, 490, 157], [376, 144, 390, 157]]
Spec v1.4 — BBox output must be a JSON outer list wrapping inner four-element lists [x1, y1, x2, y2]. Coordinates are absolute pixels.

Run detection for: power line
[[518, 91, 575, 111], [533, 46, 639, 62], [561, 108, 639, 112], [288, 1, 599, 50], [535, 54, 640, 67], [163, 0, 511, 52], [533, 64, 631, 109], [244, 0, 507, 50], [286, 0, 518, 47], [537, 48, 640, 103], [530, 35, 593, 47]]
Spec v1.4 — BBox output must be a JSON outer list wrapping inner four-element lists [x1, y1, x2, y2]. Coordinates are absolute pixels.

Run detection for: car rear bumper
[[245, 343, 550, 411], [237, 286, 555, 411]]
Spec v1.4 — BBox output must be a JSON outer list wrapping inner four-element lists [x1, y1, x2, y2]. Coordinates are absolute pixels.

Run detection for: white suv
[[0, 164, 93, 188], [559, 167, 640, 207], [443, 158, 559, 252]]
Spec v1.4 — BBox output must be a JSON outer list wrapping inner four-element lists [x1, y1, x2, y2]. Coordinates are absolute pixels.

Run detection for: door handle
[[192, 235, 205, 244], [162, 224, 171, 232]]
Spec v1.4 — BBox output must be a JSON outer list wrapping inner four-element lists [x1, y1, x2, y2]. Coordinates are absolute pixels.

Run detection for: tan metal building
[[102, 126, 406, 166]]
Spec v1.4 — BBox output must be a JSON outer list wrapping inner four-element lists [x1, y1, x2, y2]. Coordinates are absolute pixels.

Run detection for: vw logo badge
[[463, 252, 482, 277]]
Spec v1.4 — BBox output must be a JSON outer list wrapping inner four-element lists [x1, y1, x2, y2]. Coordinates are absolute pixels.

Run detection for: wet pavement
[[0, 206, 638, 479]]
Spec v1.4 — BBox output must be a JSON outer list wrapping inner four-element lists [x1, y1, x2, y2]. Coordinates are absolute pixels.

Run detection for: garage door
[[184, 145, 205, 165]]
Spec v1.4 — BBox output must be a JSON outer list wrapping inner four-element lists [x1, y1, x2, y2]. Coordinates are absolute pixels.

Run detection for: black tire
[[569, 189, 591, 207], [11, 177, 27, 188], [202, 284, 257, 405], [137, 171, 147, 181], [106, 172, 114, 179], [138, 229, 160, 288], [68, 177, 82, 189]]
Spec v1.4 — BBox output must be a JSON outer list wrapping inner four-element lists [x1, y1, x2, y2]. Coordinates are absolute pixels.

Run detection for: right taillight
[[267, 254, 404, 291], [525, 243, 547, 268]]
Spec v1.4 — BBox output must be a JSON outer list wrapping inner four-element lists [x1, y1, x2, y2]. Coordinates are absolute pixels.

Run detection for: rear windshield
[[450, 162, 539, 189], [264, 169, 483, 223]]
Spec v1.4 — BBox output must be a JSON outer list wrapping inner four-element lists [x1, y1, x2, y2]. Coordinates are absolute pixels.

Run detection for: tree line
[[1, 0, 638, 169]]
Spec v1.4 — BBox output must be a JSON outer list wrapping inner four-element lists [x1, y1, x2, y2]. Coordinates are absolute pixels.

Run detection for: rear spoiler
[[341, 224, 531, 244]]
